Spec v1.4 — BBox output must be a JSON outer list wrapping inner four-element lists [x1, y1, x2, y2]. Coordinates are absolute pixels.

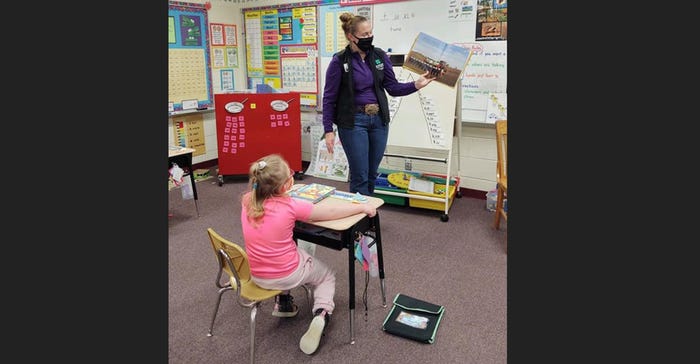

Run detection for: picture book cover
[[403, 32, 472, 88], [311, 139, 350, 182], [290, 183, 337, 203]]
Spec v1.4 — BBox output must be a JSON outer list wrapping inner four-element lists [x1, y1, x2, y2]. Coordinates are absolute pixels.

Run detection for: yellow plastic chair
[[206, 228, 310, 364], [494, 120, 508, 231]]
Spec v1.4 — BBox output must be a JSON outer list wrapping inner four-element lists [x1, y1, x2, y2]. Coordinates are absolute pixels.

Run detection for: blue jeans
[[337, 113, 388, 195]]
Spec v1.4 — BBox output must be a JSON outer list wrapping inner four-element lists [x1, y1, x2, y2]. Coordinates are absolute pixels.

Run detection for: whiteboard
[[386, 66, 457, 150], [371, 0, 476, 54]]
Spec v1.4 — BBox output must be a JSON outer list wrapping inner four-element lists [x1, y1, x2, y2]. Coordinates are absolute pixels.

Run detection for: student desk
[[168, 147, 199, 217], [292, 191, 386, 345]]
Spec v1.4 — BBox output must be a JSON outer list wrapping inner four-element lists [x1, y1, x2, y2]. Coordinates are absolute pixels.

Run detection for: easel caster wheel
[[440, 214, 449, 222], [217, 175, 224, 186]]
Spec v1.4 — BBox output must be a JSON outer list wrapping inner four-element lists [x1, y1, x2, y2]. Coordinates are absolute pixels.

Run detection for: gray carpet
[[169, 169, 507, 363]]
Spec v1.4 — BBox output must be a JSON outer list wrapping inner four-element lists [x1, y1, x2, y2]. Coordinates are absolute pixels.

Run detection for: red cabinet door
[[215, 92, 302, 176]]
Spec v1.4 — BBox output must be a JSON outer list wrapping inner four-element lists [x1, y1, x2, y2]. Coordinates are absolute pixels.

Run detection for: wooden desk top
[[292, 184, 384, 231], [169, 146, 196, 158]]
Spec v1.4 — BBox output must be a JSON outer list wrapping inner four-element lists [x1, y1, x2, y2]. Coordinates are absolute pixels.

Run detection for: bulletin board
[[168, 1, 213, 113], [243, 4, 320, 108]]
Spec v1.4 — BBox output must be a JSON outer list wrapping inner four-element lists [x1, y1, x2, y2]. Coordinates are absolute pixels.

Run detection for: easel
[[375, 65, 463, 222]]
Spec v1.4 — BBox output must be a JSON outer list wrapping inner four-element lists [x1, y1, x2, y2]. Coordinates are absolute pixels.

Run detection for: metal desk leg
[[348, 241, 355, 345], [373, 214, 387, 307], [188, 165, 200, 217]]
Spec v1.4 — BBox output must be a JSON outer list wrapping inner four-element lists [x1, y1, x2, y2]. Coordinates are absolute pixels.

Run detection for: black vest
[[332, 45, 391, 129]]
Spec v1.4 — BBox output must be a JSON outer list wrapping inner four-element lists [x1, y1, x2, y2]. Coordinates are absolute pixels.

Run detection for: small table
[[168, 147, 199, 217], [292, 190, 386, 345]]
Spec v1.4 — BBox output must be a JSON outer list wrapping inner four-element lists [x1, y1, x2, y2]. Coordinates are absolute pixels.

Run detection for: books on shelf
[[290, 183, 337, 203]]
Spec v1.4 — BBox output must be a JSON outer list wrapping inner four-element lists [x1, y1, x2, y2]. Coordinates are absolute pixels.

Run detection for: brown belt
[[357, 103, 379, 115]]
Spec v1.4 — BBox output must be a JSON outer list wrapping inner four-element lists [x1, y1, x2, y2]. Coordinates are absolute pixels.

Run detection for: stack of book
[[290, 183, 337, 203]]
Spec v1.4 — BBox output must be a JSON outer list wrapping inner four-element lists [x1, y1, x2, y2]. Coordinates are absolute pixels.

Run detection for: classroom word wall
[[243, 6, 321, 108]]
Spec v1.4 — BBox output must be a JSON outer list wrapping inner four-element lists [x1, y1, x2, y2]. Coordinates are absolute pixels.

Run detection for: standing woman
[[322, 12, 438, 195]]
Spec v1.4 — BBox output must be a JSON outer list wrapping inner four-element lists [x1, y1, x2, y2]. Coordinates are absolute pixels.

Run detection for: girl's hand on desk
[[364, 205, 377, 218]]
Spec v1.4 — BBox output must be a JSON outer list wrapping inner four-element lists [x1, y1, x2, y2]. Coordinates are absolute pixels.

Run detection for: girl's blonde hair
[[243, 154, 292, 225], [339, 12, 368, 38]]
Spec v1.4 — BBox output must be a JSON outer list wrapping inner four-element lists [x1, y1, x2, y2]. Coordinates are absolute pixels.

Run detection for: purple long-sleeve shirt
[[322, 50, 418, 133]]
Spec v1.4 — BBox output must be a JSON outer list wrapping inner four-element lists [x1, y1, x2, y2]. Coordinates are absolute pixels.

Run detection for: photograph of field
[[404, 32, 471, 88]]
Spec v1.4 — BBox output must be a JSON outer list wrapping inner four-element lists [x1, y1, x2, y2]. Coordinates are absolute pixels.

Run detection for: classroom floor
[[168, 170, 507, 363]]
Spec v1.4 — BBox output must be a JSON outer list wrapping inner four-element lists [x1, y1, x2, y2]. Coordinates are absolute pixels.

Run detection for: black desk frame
[[293, 213, 386, 345], [168, 151, 200, 217]]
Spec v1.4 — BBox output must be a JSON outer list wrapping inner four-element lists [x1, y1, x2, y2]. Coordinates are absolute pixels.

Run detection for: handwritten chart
[[459, 41, 507, 122]]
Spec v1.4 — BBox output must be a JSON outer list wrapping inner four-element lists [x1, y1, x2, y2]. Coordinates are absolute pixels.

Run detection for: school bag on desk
[[382, 293, 445, 344]]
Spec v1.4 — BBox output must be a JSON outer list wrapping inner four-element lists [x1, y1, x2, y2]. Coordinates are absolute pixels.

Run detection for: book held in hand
[[290, 183, 337, 203], [404, 32, 472, 88]]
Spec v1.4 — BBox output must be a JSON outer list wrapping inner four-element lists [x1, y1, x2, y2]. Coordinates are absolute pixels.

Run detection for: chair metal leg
[[207, 286, 231, 336], [249, 304, 259, 364]]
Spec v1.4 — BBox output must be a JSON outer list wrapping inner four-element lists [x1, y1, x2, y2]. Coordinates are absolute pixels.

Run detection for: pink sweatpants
[[252, 247, 336, 314]]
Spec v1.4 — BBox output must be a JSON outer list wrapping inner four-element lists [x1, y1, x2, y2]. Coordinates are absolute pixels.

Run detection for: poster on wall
[[211, 46, 225, 68], [226, 47, 239, 68], [278, 7, 317, 45], [458, 41, 506, 122], [168, 2, 213, 112], [220, 69, 234, 91], [172, 113, 206, 156], [224, 24, 237, 46], [485, 92, 507, 124], [210, 23, 225, 46], [476, 0, 507, 41], [281, 44, 318, 107]]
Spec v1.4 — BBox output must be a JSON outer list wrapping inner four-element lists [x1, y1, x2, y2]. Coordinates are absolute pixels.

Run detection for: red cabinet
[[214, 92, 302, 184]]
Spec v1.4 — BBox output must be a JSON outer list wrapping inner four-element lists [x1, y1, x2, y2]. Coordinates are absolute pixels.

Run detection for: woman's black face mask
[[355, 36, 373, 52]]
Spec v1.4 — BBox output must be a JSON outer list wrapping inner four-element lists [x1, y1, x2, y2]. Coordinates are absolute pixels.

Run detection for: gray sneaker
[[299, 309, 330, 354]]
